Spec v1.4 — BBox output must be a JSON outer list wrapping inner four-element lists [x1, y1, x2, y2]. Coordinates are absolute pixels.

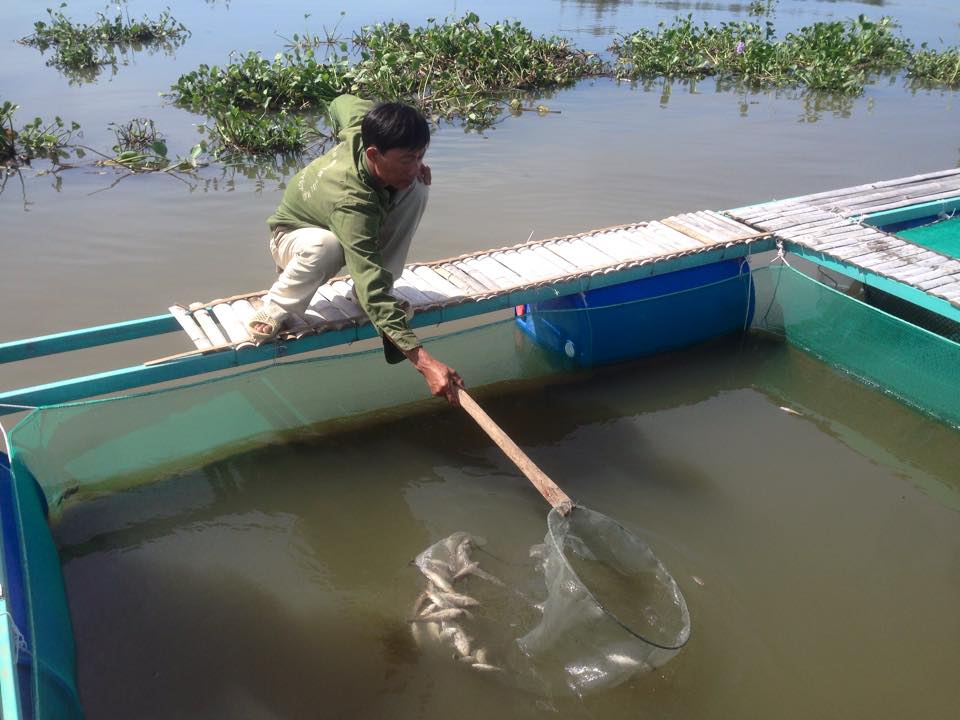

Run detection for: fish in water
[[435, 590, 480, 608], [471, 663, 502, 672], [420, 568, 455, 593], [452, 561, 479, 581], [417, 607, 472, 623], [606, 653, 640, 668], [451, 627, 472, 657]]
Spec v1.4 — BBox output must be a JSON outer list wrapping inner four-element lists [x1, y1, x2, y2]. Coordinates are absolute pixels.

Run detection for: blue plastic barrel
[[515, 259, 754, 366]]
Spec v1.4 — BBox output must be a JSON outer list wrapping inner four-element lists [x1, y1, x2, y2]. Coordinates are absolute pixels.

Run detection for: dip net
[[410, 506, 690, 696]]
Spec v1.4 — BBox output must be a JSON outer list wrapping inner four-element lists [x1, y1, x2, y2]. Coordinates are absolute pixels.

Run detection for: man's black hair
[[361, 102, 430, 154]]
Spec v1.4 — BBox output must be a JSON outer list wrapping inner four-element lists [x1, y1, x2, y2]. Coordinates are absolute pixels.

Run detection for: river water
[[2, 1, 960, 718]]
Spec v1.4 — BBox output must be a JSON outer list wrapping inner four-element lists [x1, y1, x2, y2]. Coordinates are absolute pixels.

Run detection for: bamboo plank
[[840, 189, 960, 217], [793, 228, 881, 249], [473, 255, 524, 288], [884, 258, 958, 283], [865, 244, 930, 273], [325, 281, 366, 319], [494, 249, 556, 283], [661, 216, 719, 245], [760, 209, 840, 231], [831, 238, 903, 261], [614, 229, 671, 258], [820, 177, 960, 214], [684, 211, 750, 241], [526, 244, 578, 274], [392, 273, 437, 310], [691, 211, 749, 240], [304, 287, 355, 326], [408, 266, 466, 302], [579, 231, 645, 262], [436, 263, 489, 295], [645, 221, 706, 251], [608, 229, 665, 258], [211, 303, 250, 344], [191, 308, 228, 347], [628, 225, 684, 256], [550, 237, 616, 269], [453, 260, 502, 292], [826, 240, 901, 261], [705, 210, 763, 236], [413, 265, 467, 303], [671, 213, 733, 242], [917, 272, 960, 291], [774, 168, 960, 208], [231, 299, 257, 335], [169, 305, 213, 350]]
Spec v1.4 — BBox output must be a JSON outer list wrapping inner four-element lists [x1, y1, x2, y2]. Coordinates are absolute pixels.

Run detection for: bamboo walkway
[[728, 168, 960, 304], [169, 168, 960, 354], [169, 211, 769, 353]]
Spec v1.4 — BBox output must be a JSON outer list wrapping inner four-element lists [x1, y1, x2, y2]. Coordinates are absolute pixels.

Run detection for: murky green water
[[53, 335, 960, 719], [3, 1, 960, 717]]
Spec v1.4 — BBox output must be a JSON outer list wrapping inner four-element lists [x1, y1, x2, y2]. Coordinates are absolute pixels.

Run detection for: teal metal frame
[[0, 241, 775, 415]]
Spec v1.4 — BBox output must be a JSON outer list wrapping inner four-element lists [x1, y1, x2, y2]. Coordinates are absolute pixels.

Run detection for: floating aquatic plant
[[169, 12, 603, 141], [20, 3, 189, 71], [350, 13, 604, 126], [908, 46, 960, 87], [611, 15, 913, 94], [1, 100, 81, 165]]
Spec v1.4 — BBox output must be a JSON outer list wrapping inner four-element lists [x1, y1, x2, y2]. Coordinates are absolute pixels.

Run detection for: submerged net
[[751, 263, 960, 429], [410, 508, 690, 697]]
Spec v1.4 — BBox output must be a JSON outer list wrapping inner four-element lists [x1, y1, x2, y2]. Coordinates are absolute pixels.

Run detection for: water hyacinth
[[612, 14, 914, 93]]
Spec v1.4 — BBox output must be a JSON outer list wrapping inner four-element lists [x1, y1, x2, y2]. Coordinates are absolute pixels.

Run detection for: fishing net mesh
[[410, 508, 690, 697]]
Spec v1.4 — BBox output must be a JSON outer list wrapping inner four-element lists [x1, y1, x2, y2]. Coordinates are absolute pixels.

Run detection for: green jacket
[[267, 95, 419, 352]]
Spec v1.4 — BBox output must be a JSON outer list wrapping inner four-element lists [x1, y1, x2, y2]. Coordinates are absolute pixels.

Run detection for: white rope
[[0, 611, 29, 663]]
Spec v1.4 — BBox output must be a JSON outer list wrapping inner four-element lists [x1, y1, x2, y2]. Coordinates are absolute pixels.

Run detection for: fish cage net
[[751, 262, 960, 430], [3, 257, 960, 716]]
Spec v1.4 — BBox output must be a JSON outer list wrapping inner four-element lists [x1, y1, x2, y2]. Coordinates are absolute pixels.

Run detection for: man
[[248, 95, 464, 405]]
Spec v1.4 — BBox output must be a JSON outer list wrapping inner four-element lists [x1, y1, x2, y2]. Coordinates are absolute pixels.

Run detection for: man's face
[[369, 146, 426, 190]]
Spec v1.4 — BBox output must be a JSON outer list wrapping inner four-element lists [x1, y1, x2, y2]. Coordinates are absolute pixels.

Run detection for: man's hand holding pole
[[403, 346, 464, 405]]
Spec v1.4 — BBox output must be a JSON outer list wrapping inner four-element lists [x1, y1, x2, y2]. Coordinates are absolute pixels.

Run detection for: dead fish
[[419, 608, 471, 622], [452, 561, 479, 581], [458, 654, 477, 664], [451, 628, 472, 657], [425, 622, 442, 642], [418, 602, 438, 617], [468, 566, 505, 587], [472, 663, 503, 672], [439, 625, 459, 640], [607, 653, 640, 668], [474, 648, 488, 665], [426, 590, 455, 610], [436, 590, 480, 608], [779, 406, 802, 416], [421, 557, 456, 575], [421, 568, 454, 593], [455, 537, 473, 569], [691, 575, 705, 587]]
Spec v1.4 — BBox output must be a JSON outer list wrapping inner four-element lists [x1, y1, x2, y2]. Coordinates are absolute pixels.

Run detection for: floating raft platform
[[2, 168, 960, 413], [166, 211, 769, 356], [729, 167, 960, 321]]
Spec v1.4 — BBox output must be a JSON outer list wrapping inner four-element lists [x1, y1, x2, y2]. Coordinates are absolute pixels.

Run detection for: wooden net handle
[[457, 388, 573, 515]]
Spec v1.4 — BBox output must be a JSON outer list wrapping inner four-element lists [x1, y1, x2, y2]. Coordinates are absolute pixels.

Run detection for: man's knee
[[286, 229, 344, 271]]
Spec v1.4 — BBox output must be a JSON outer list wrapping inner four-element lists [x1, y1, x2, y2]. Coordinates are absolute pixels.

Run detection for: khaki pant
[[265, 179, 428, 317]]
